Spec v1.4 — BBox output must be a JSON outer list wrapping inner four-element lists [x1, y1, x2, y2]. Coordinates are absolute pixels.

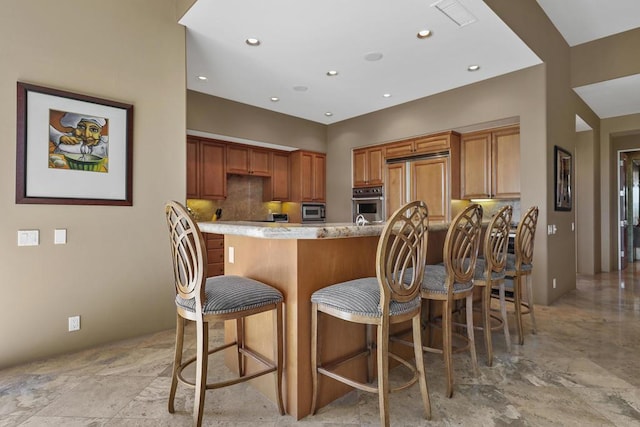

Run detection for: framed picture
[[554, 145, 572, 211], [16, 82, 133, 205]]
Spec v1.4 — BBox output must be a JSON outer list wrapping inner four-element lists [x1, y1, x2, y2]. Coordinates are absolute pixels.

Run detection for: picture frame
[[16, 82, 133, 205], [554, 145, 572, 211]]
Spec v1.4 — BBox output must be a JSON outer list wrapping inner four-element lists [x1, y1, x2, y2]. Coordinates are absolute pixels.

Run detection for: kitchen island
[[197, 220, 447, 419]]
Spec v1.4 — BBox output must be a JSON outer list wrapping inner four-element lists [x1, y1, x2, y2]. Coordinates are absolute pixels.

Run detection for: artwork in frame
[[16, 82, 133, 205], [554, 145, 572, 211]]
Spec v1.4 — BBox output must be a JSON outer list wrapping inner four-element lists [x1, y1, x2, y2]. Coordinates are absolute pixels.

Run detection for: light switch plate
[[17, 230, 39, 246], [54, 229, 67, 245]]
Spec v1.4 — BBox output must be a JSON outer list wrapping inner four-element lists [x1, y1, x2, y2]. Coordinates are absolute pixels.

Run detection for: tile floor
[[1, 266, 640, 426]]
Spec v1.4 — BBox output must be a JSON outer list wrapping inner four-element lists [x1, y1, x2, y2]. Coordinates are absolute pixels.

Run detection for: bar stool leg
[[498, 282, 512, 352]]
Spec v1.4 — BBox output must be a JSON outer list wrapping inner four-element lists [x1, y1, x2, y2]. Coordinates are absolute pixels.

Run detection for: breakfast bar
[[197, 221, 447, 420]]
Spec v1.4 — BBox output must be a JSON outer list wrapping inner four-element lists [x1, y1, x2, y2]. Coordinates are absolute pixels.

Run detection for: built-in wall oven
[[301, 203, 326, 223], [352, 186, 385, 223]]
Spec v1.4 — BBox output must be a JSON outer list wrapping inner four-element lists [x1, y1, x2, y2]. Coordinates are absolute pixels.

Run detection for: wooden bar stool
[[473, 205, 513, 366], [498, 205, 539, 345], [310, 201, 431, 427], [419, 204, 483, 398], [165, 201, 284, 427]]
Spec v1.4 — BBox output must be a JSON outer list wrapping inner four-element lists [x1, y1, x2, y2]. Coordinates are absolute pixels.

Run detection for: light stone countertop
[[198, 220, 450, 239]]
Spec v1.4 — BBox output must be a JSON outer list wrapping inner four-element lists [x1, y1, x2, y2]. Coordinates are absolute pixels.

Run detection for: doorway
[[617, 149, 640, 269]]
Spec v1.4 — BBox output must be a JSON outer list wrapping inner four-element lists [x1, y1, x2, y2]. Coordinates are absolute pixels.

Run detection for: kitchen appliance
[[265, 213, 289, 222], [352, 186, 384, 223], [301, 203, 326, 223]]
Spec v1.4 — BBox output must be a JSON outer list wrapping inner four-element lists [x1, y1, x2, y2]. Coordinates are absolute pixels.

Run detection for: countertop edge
[[197, 220, 450, 239]]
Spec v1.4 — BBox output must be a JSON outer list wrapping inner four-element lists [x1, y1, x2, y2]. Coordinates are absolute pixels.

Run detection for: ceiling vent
[[431, 0, 477, 27]]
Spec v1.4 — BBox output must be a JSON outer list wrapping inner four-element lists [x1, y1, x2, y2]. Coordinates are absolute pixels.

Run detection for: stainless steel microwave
[[301, 203, 326, 223]]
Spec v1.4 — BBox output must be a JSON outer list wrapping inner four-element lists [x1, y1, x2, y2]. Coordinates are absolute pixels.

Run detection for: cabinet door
[[492, 127, 520, 198], [461, 132, 491, 199], [384, 140, 414, 159], [200, 141, 226, 199], [414, 134, 451, 155], [313, 153, 326, 201], [353, 147, 383, 187], [226, 145, 250, 174], [186, 137, 199, 199], [353, 149, 368, 187], [412, 157, 449, 222], [298, 152, 314, 201], [367, 147, 384, 186], [250, 148, 272, 176], [385, 162, 406, 220], [264, 152, 289, 201]]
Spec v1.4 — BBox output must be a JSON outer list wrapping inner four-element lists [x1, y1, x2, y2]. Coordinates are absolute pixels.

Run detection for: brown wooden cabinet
[[205, 233, 224, 277], [353, 146, 384, 187], [411, 157, 451, 222], [385, 131, 459, 159], [226, 144, 272, 176], [263, 151, 290, 201], [461, 126, 520, 199], [384, 132, 460, 222], [290, 150, 326, 202], [385, 162, 406, 220], [187, 136, 226, 200]]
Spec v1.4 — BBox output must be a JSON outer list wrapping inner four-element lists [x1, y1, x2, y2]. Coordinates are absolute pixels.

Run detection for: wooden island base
[[223, 234, 379, 420], [196, 220, 448, 420]]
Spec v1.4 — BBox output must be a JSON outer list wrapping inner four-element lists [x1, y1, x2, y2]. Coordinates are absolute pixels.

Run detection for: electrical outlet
[[552, 278, 557, 289], [68, 315, 81, 332], [229, 246, 235, 264]]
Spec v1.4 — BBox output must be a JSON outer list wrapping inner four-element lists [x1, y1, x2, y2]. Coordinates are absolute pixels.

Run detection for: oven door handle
[[352, 197, 384, 201]]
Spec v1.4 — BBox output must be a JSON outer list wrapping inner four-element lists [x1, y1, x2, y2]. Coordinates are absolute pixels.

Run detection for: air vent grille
[[431, 0, 477, 27]]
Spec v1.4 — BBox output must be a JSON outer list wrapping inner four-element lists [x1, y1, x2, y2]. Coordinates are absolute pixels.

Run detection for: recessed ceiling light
[[364, 52, 383, 61], [325, 112, 333, 117], [467, 64, 480, 71], [245, 38, 260, 46], [417, 29, 432, 39], [197, 75, 208, 81], [293, 85, 308, 92], [270, 97, 279, 102], [383, 93, 392, 98], [326, 70, 339, 77]]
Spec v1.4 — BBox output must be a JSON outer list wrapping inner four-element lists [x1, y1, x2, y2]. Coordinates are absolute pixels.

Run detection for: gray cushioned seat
[[176, 275, 283, 315], [474, 258, 506, 281], [505, 253, 533, 272], [421, 264, 474, 294], [311, 277, 421, 318]]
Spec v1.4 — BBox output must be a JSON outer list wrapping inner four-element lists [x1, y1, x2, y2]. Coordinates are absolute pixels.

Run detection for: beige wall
[[0, 0, 186, 368], [187, 90, 326, 152], [576, 130, 599, 274]]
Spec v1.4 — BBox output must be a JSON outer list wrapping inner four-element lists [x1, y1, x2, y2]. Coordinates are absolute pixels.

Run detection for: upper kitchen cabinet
[[263, 151, 290, 201], [290, 150, 326, 202], [385, 131, 460, 159], [384, 132, 460, 222], [460, 126, 520, 199], [226, 144, 272, 176], [187, 136, 226, 200], [353, 146, 384, 187]]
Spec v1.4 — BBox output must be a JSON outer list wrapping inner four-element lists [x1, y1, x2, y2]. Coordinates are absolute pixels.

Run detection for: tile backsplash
[[187, 175, 282, 221]]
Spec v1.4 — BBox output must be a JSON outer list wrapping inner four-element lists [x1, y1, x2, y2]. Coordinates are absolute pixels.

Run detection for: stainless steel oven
[[301, 203, 326, 223], [352, 186, 385, 223]]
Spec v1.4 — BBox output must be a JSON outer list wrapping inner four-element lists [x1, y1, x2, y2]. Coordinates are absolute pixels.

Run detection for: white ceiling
[[181, 0, 640, 125]]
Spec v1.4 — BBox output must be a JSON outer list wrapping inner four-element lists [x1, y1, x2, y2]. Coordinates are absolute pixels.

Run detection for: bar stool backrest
[[515, 206, 539, 269], [443, 204, 483, 288], [377, 200, 430, 308], [484, 205, 513, 275], [165, 201, 207, 308]]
